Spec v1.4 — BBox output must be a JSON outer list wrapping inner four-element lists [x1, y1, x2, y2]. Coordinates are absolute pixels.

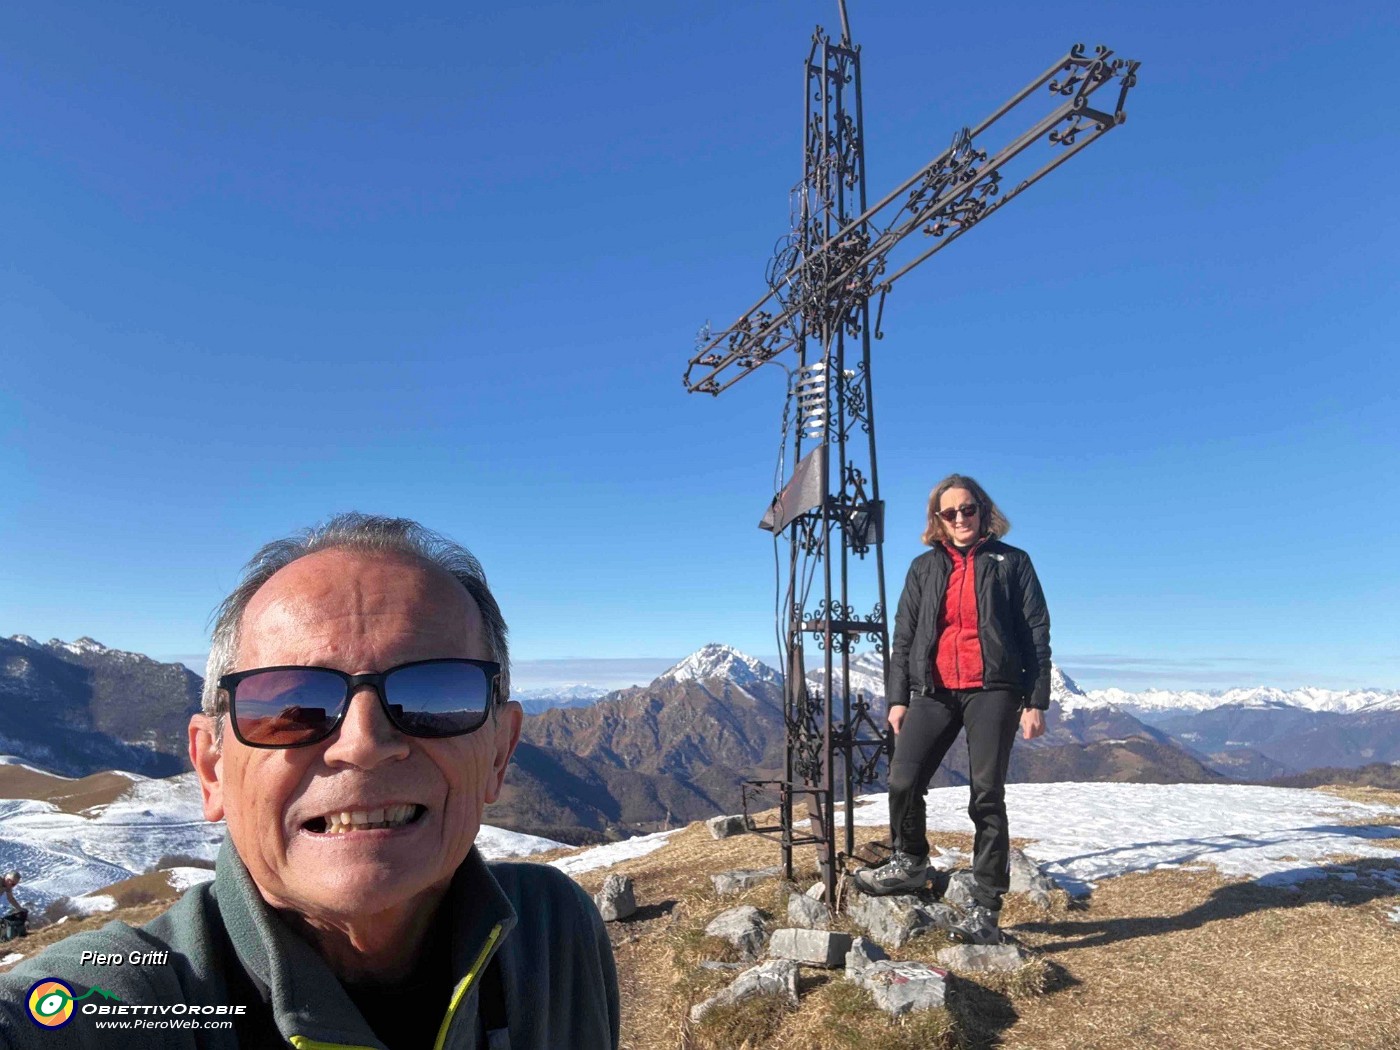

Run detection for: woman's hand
[[887, 705, 907, 736], [1020, 708, 1046, 740]]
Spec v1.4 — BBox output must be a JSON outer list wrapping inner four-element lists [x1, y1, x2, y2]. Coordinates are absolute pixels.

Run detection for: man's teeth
[[322, 804, 418, 834]]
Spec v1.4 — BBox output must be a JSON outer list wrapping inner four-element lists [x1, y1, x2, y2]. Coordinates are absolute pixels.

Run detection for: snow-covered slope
[[0, 763, 566, 916], [852, 781, 1400, 895], [0, 771, 223, 914]]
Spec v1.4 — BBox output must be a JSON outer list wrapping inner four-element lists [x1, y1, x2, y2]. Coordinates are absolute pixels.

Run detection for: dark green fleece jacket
[[0, 838, 619, 1049]]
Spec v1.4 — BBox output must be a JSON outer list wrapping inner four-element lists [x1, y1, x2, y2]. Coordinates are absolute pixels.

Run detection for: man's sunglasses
[[937, 503, 980, 523], [217, 658, 502, 749]]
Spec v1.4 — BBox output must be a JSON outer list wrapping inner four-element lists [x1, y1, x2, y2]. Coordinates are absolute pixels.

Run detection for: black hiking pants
[[887, 688, 1022, 911]]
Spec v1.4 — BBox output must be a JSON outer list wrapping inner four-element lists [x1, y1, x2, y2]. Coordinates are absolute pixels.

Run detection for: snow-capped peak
[[8, 635, 42, 649], [1050, 665, 1095, 714], [659, 644, 781, 687]]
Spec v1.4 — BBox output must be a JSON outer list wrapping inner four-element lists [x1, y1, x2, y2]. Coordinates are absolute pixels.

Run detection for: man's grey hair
[[202, 513, 510, 736]]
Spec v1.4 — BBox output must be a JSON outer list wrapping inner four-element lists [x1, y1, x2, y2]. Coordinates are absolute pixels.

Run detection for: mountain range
[[4, 635, 1398, 844], [0, 635, 200, 777]]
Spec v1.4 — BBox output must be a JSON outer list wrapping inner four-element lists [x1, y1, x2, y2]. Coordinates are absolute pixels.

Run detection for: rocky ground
[[5, 787, 1399, 1049]]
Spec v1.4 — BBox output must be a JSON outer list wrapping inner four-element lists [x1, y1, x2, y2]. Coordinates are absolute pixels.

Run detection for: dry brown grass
[[595, 813, 1400, 1050], [0, 765, 137, 814]]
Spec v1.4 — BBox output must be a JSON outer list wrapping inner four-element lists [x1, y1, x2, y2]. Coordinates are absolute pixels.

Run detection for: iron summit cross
[[682, 2, 1139, 899]]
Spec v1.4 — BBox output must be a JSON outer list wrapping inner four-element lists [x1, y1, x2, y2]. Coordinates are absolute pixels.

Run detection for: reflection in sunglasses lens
[[235, 669, 343, 746]]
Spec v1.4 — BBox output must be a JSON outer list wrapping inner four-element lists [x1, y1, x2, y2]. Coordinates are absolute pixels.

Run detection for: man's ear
[[483, 700, 523, 805], [189, 714, 226, 822]]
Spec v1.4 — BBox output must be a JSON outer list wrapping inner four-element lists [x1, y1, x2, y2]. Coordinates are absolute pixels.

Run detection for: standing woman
[[854, 474, 1050, 945]]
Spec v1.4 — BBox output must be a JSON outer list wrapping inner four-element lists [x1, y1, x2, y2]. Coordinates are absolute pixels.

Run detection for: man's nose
[[321, 685, 411, 767]]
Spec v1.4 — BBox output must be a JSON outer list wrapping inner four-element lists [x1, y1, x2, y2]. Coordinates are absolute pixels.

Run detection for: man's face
[[189, 548, 522, 926]]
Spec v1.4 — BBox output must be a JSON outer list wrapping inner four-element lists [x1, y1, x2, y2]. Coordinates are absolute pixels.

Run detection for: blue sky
[[2, 1, 1397, 691]]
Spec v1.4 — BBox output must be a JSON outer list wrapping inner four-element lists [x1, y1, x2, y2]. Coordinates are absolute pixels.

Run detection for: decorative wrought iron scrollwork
[[806, 598, 855, 624], [794, 515, 823, 555], [789, 684, 826, 784], [866, 604, 887, 649], [684, 43, 1138, 396], [841, 463, 868, 503], [838, 361, 870, 436]]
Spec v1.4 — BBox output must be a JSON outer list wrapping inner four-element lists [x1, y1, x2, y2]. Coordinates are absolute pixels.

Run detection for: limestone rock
[[805, 882, 825, 901], [936, 940, 1033, 972], [844, 936, 890, 979], [786, 891, 831, 929], [943, 871, 979, 909], [847, 892, 957, 948], [711, 866, 782, 896], [1008, 848, 1061, 895], [688, 960, 799, 1024], [706, 814, 748, 839], [594, 873, 636, 922], [704, 905, 767, 960], [767, 927, 851, 968], [849, 960, 948, 1017]]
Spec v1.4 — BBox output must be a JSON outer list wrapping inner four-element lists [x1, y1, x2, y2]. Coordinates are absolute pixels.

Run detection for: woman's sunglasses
[[937, 503, 980, 523], [217, 658, 501, 749]]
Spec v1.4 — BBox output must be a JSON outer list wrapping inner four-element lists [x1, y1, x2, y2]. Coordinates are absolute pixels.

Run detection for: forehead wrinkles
[[235, 551, 480, 667]]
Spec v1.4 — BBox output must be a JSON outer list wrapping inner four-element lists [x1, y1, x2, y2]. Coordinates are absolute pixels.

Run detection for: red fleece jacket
[[930, 541, 984, 689]]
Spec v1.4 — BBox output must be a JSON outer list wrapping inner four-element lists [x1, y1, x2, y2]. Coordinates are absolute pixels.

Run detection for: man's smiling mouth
[[303, 804, 426, 834]]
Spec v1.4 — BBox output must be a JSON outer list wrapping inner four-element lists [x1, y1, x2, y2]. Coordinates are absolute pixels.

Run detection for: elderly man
[[0, 515, 619, 1048]]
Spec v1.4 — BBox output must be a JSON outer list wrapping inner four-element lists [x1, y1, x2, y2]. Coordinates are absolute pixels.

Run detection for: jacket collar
[[213, 835, 518, 1048], [940, 536, 989, 560]]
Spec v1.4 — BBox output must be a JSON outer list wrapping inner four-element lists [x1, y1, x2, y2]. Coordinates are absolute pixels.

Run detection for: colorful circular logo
[[26, 978, 76, 1028]]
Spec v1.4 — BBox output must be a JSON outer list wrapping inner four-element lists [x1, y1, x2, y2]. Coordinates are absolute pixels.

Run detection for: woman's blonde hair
[[921, 474, 1011, 546]]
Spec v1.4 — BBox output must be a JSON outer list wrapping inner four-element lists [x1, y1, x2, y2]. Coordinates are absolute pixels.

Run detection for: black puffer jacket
[[887, 539, 1052, 710]]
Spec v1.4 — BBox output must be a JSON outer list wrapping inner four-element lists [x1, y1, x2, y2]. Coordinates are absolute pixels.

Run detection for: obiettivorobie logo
[[26, 978, 120, 1028], [22, 976, 248, 1030]]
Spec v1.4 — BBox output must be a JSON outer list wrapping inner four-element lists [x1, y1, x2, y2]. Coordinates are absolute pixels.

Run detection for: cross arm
[[683, 44, 1139, 396]]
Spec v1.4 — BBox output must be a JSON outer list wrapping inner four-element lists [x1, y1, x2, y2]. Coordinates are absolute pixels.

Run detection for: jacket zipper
[[433, 922, 505, 1050], [286, 922, 505, 1050]]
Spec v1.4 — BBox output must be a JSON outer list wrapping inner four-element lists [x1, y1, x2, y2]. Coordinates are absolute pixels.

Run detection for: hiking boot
[[948, 902, 1002, 945], [852, 851, 930, 896]]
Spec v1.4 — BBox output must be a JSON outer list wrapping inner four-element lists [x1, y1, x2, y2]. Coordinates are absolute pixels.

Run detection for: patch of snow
[[1, 953, 24, 965], [67, 894, 118, 916], [852, 782, 1400, 896], [8, 635, 42, 649], [475, 825, 566, 860], [549, 829, 681, 876], [164, 868, 216, 893]]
